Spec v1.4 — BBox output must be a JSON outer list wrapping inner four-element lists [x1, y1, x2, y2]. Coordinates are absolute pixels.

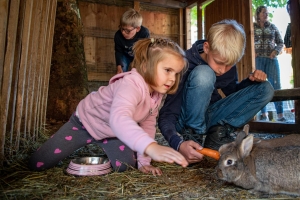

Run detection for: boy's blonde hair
[[120, 9, 143, 27], [131, 38, 188, 94], [207, 19, 246, 66]]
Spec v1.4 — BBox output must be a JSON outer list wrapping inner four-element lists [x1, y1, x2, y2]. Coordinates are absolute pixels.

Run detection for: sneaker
[[203, 125, 236, 150], [180, 128, 203, 145], [277, 117, 286, 122], [260, 115, 269, 121]]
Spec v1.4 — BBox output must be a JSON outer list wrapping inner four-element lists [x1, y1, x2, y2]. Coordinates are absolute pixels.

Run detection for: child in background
[[114, 8, 150, 74], [29, 38, 188, 175]]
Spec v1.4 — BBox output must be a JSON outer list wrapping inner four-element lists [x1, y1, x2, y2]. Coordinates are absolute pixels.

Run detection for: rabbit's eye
[[226, 159, 233, 165]]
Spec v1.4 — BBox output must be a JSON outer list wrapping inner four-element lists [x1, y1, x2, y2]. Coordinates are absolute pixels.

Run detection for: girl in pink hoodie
[[29, 38, 188, 175]]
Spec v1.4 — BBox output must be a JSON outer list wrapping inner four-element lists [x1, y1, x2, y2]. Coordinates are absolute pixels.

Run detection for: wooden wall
[[78, 0, 182, 91], [0, 0, 57, 162]]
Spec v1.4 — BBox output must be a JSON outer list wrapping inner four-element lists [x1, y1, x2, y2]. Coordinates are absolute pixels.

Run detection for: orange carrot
[[196, 148, 220, 160]]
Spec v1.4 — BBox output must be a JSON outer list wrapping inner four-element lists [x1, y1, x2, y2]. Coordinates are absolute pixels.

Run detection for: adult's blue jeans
[[175, 65, 274, 135], [255, 56, 283, 114]]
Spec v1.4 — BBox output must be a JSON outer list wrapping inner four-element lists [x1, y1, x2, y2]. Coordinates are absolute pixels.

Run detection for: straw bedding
[[1, 122, 298, 200]]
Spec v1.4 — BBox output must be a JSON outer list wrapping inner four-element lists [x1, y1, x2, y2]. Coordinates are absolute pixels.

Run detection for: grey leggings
[[29, 113, 137, 172]]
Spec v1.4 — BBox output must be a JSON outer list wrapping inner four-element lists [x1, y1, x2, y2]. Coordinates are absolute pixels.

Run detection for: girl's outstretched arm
[[144, 143, 188, 167]]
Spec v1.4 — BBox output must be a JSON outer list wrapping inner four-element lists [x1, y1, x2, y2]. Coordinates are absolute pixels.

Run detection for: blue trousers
[[120, 55, 133, 72], [175, 65, 274, 134], [255, 56, 283, 114]]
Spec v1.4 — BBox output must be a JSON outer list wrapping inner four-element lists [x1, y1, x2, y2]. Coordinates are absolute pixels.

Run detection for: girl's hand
[[144, 143, 188, 167], [139, 165, 162, 176]]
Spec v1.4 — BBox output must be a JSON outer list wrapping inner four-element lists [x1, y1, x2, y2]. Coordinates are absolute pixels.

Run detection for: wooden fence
[[0, 0, 57, 163]]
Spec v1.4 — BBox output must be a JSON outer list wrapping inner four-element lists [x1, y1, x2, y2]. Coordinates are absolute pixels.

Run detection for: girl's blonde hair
[[131, 38, 187, 94], [207, 19, 246, 66], [120, 9, 143, 27]]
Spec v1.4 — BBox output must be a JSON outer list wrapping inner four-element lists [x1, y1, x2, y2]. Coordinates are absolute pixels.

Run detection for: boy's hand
[[117, 65, 123, 74], [144, 143, 188, 167], [248, 70, 267, 82], [178, 140, 204, 164], [139, 165, 162, 176]]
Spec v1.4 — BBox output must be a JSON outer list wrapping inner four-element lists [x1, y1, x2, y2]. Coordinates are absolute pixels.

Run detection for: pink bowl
[[66, 157, 112, 176]]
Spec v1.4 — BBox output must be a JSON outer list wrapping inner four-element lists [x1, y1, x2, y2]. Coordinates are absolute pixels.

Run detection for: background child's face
[[149, 54, 184, 94], [120, 25, 139, 39]]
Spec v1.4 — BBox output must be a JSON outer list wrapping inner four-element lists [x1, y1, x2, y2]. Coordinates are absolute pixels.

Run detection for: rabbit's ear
[[236, 131, 247, 144], [242, 124, 249, 135], [219, 143, 232, 154], [238, 134, 254, 158]]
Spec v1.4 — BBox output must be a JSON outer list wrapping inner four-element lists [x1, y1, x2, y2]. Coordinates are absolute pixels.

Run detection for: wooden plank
[[271, 88, 300, 102], [8, 0, 26, 146], [0, 0, 20, 162], [34, 0, 51, 138], [291, 0, 300, 123], [0, 0, 9, 90], [41, 0, 57, 125], [14, 0, 33, 144], [249, 121, 300, 133], [22, 0, 41, 138]]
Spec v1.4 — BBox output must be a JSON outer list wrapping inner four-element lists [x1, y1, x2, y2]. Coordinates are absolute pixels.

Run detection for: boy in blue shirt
[[158, 19, 274, 164]]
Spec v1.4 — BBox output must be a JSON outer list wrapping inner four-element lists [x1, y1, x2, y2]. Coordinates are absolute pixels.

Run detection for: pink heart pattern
[[54, 148, 62, 154], [116, 160, 121, 167], [65, 136, 72, 140], [37, 162, 44, 168], [86, 139, 92, 143], [72, 127, 78, 131], [119, 145, 125, 151], [103, 139, 108, 144]]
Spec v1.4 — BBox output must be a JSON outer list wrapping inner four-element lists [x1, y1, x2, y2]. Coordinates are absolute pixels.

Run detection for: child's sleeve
[[109, 76, 157, 156]]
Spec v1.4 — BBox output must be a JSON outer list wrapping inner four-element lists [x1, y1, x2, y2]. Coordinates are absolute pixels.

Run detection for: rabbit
[[216, 125, 300, 196]]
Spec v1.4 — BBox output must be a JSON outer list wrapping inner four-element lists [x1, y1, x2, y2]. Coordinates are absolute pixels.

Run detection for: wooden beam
[[0, 0, 9, 90], [0, 0, 20, 163], [271, 88, 300, 102], [249, 121, 300, 133]]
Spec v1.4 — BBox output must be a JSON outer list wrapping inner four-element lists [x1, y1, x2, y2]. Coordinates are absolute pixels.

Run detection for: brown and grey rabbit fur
[[216, 125, 300, 196]]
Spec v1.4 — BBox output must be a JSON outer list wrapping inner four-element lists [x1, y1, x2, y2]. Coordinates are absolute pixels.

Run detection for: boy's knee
[[189, 65, 216, 86], [261, 81, 274, 98]]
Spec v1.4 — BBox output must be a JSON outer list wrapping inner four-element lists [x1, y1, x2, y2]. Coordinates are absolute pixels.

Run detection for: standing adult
[[254, 6, 285, 122]]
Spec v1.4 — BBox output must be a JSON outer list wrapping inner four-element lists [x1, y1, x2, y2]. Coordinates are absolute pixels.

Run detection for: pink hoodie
[[77, 68, 163, 167]]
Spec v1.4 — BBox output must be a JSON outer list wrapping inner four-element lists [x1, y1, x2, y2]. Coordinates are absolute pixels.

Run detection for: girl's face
[[149, 54, 184, 94], [258, 8, 269, 23]]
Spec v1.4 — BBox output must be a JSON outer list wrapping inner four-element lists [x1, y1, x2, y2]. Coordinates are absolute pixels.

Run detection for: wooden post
[[34, 0, 51, 138], [0, 0, 9, 92], [291, 0, 300, 124], [41, 0, 57, 126], [25, 0, 42, 138], [13, 0, 33, 149], [0, 0, 20, 162]]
